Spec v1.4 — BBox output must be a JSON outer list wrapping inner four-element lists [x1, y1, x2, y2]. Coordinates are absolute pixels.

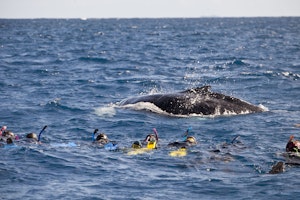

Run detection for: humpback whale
[[119, 86, 265, 116]]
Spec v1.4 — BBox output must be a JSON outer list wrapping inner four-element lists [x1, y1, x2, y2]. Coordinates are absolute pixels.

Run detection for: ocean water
[[0, 18, 300, 199]]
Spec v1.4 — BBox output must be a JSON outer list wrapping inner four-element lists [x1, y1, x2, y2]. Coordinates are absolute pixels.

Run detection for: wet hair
[[6, 138, 13, 144], [95, 133, 109, 145], [26, 133, 38, 141], [96, 133, 108, 141], [2, 130, 14, 138], [132, 141, 142, 149], [144, 134, 157, 142], [286, 135, 299, 152], [269, 161, 285, 174], [186, 136, 197, 144]]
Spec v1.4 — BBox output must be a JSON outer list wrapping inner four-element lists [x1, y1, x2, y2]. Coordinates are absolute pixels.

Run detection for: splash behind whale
[[119, 86, 265, 117]]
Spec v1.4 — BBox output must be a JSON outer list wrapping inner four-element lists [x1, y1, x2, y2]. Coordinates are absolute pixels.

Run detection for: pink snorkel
[[143, 128, 159, 142], [153, 128, 158, 141]]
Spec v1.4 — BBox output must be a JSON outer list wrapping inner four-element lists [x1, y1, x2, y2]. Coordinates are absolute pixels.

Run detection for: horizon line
[[1, 15, 299, 20]]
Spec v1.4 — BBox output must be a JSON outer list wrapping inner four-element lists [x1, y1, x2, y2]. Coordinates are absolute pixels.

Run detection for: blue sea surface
[[0, 18, 300, 199]]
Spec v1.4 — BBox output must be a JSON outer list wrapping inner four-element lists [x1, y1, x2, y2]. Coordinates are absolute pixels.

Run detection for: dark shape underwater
[[119, 86, 265, 116]]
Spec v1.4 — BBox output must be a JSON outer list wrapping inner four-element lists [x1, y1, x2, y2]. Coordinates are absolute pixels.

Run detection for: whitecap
[[282, 72, 290, 77]]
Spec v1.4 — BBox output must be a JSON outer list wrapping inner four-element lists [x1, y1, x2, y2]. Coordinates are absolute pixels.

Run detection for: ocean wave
[[281, 71, 300, 80], [79, 56, 112, 63], [227, 59, 249, 66]]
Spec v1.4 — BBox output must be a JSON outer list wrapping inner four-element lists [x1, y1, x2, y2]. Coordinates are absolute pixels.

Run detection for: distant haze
[[1, 0, 300, 18]]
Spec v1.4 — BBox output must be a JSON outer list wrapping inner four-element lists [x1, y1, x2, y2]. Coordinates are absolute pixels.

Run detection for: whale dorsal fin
[[184, 85, 211, 94]]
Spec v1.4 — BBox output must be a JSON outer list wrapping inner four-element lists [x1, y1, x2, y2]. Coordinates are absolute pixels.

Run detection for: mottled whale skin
[[119, 86, 264, 116]]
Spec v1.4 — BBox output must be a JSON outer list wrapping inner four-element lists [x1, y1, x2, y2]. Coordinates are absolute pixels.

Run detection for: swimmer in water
[[6, 138, 13, 145], [168, 136, 197, 148], [131, 140, 142, 149], [0, 137, 14, 148], [92, 129, 118, 150], [0, 126, 7, 136], [26, 132, 39, 143], [1, 129, 19, 142], [143, 128, 159, 149], [131, 128, 159, 149], [2, 130, 15, 138], [0, 136, 15, 148], [286, 135, 300, 153], [92, 129, 109, 145], [269, 161, 285, 174], [167, 128, 196, 157], [95, 133, 109, 145], [167, 127, 197, 148]]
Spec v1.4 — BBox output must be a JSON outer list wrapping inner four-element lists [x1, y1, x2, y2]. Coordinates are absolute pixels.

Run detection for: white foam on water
[[94, 104, 117, 118], [258, 104, 269, 112]]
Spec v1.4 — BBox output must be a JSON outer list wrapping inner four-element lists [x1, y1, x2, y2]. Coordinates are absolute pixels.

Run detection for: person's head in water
[[0, 126, 7, 136], [2, 130, 15, 139], [96, 133, 109, 144], [286, 135, 300, 152], [6, 138, 13, 144], [26, 133, 38, 141], [167, 135, 197, 148], [132, 141, 142, 149], [143, 134, 158, 149], [185, 136, 197, 145], [144, 134, 157, 143]]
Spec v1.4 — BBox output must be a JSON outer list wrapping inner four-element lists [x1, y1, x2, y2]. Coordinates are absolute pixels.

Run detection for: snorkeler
[[131, 140, 142, 149], [142, 128, 159, 149], [26, 132, 39, 143], [24, 126, 47, 144], [167, 128, 196, 157], [0, 126, 7, 136], [92, 129, 118, 150], [130, 128, 159, 150], [92, 129, 109, 145], [0, 133, 17, 148], [269, 135, 300, 174], [96, 133, 109, 145], [286, 135, 300, 153], [167, 128, 197, 148], [1, 129, 19, 141], [130, 128, 158, 149], [167, 136, 197, 148], [6, 138, 13, 145], [127, 128, 159, 155]]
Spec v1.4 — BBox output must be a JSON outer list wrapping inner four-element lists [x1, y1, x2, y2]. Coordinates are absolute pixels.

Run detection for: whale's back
[[119, 86, 265, 116]]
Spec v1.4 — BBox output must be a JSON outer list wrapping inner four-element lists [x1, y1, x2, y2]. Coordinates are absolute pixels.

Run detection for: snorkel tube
[[92, 129, 99, 142], [153, 128, 158, 142], [38, 125, 48, 142], [230, 135, 240, 144], [182, 127, 192, 141]]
